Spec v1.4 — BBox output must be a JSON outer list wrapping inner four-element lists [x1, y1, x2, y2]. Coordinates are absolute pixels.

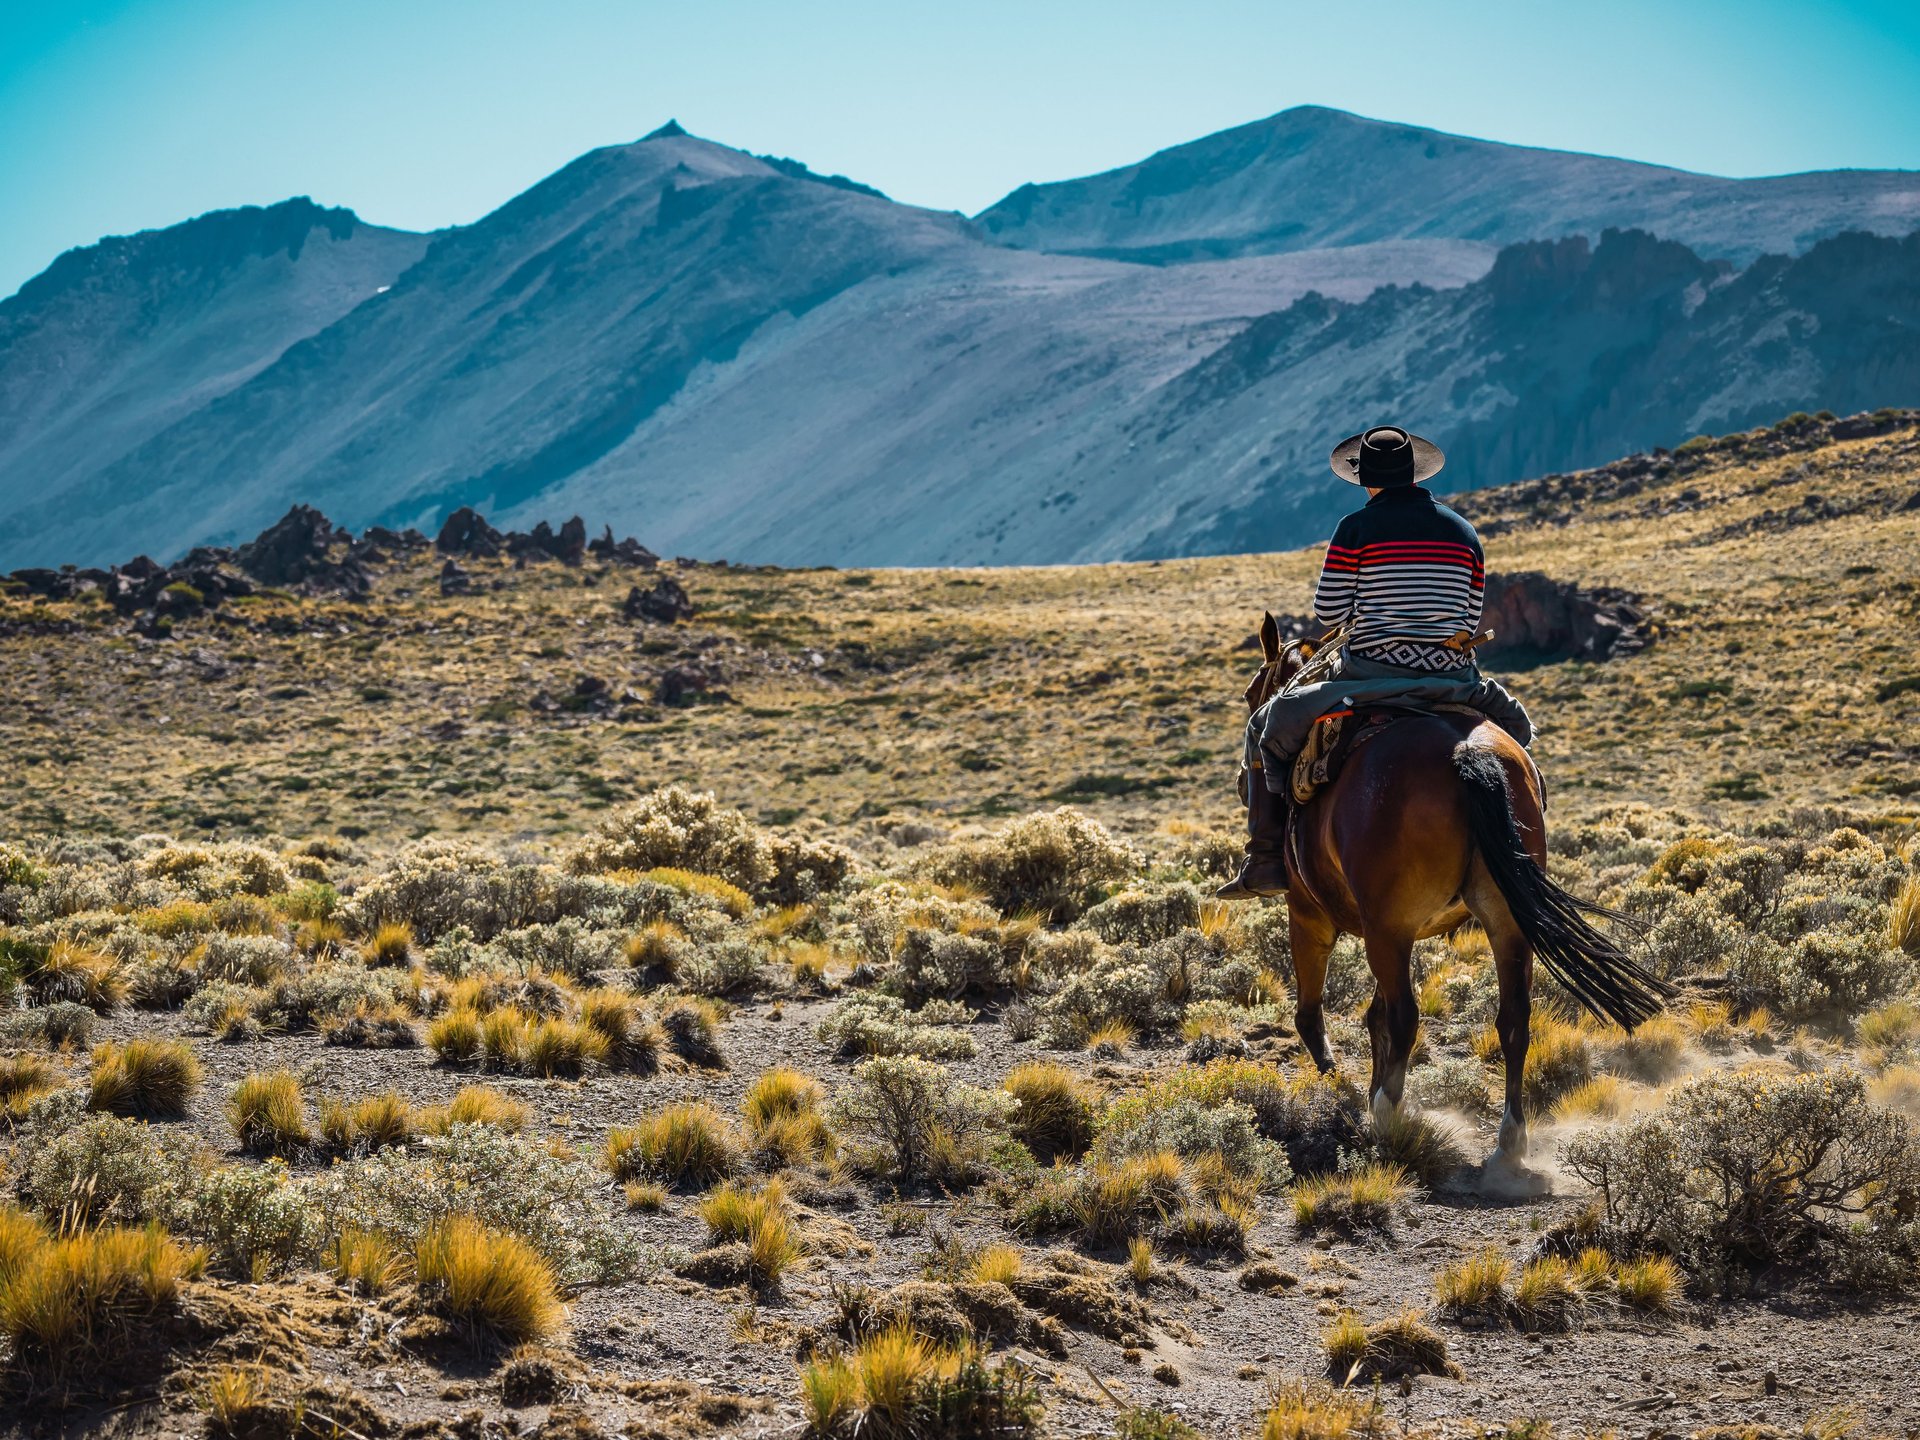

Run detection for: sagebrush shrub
[[1564, 1066, 1920, 1287], [816, 993, 978, 1060], [309, 1125, 645, 1284], [925, 808, 1136, 921], [181, 1161, 321, 1279], [829, 1056, 1016, 1184], [20, 1109, 201, 1227]]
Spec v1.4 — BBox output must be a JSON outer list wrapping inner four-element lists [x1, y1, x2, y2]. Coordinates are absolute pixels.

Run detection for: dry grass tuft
[[1259, 1380, 1383, 1440], [1002, 1061, 1096, 1161], [0, 1219, 205, 1379], [607, 1102, 740, 1187], [228, 1070, 311, 1155], [89, 1037, 201, 1119], [364, 921, 414, 966], [414, 1213, 563, 1345], [1434, 1246, 1511, 1318], [1290, 1163, 1412, 1237], [1613, 1254, 1683, 1314], [1323, 1306, 1455, 1384], [419, 1084, 532, 1134], [327, 1228, 403, 1297]]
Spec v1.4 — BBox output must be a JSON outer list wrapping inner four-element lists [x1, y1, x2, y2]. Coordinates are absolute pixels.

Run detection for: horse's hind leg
[[1467, 866, 1535, 1161], [1288, 900, 1337, 1074], [1362, 928, 1419, 1127]]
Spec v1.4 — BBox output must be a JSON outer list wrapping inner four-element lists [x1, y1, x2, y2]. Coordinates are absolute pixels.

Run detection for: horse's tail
[[1454, 741, 1673, 1031]]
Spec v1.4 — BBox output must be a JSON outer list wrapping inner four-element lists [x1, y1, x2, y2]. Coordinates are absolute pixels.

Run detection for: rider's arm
[[1312, 516, 1359, 627]]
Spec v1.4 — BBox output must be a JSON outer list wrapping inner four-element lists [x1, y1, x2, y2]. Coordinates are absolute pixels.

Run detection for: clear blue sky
[[3, 0, 1918, 299]]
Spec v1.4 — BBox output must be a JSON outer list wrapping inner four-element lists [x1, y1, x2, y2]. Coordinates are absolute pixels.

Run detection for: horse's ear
[[1299, 640, 1317, 662], [1259, 612, 1280, 662]]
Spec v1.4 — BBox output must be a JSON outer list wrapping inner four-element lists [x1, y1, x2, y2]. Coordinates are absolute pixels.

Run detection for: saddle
[[1291, 701, 1487, 805]]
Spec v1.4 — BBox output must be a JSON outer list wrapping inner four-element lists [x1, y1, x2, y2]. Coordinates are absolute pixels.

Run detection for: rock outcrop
[[235, 505, 371, 595], [624, 576, 694, 623], [1479, 572, 1653, 663]]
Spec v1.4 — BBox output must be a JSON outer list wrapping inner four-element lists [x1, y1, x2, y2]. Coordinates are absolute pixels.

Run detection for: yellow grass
[[0, 1221, 206, 1377], [89, 1037, 201, 1119], [413, 1214, 562, 1344], [971, 1243, 1024, 1287], [1434, 1246, 1510, 1314], [227, 1070, 311, 1154], [326, 1228, 403, 1297], [606, 1102, 740, 1186]]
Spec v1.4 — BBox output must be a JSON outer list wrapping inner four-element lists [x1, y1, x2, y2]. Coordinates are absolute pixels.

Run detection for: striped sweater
[[1311, 486, 1485, 672]]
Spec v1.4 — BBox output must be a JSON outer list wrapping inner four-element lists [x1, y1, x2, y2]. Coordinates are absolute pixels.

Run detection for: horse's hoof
[[1370, 1088, 1404, 1132], [1497, 1110, 1530, 1162], [1481, 1151, 1552, 1198]]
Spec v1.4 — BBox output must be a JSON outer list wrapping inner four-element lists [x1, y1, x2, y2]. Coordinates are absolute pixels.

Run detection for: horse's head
[[1243, 612, 1319, 712]]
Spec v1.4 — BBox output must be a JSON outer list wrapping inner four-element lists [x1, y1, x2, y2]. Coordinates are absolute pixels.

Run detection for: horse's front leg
[[1287, 898, 1337, 1074]]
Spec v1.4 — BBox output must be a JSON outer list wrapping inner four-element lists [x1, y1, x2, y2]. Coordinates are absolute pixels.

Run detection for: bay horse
[[1243, 613, 1671, 1165]]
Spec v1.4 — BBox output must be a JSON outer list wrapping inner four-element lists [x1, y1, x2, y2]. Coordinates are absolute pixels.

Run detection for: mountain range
[[2, 106, 1917, 570]]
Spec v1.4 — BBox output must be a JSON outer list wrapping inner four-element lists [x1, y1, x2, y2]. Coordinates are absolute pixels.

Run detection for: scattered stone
[[625, 576, 694, 623], [656, 662, 729, 707], [438, 559, 474, 597]]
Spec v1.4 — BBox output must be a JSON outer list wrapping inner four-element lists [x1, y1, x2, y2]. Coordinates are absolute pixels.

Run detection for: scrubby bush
[[0, 1000, 95, 1047], [674, 933, 767, 996], [309, 1124, 645, 1285], [180, 1161, 321, 1279], [925, 808, 1136, 921], [1565, 1067, 1920, 1288], [829, 1056, 1017, 1185], [816, 993, 978, 1060], [1077, 884, 1203, 945], [889, 926, 1007, 1001], [19, 1108, 201, 1227], [1091, 1097, 1290, 1190], [1102, 1060, 1362, 1178], [566, 785, 853, 903]]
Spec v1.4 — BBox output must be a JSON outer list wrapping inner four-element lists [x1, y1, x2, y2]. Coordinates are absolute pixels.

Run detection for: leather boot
[[1217, 766, 1290, 900]]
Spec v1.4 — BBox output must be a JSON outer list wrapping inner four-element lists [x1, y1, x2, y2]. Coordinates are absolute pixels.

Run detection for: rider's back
[[1313, 487, 1484, 672]]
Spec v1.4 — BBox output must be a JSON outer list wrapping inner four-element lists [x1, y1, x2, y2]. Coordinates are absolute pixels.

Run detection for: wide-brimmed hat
[[1329, 425, 1445, 487]]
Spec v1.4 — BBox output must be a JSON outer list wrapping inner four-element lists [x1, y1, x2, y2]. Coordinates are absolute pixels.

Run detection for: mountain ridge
[[974, 105, 1920, 266], [1, 112, 1917, 570]]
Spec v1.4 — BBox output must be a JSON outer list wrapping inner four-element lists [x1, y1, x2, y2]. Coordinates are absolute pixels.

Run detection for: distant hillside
[[975, 105, 1920, 266], [0, 113, 1916, 571], [0, 199, 428, 513]]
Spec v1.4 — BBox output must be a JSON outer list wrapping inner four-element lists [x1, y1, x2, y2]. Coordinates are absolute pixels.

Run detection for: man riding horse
[[1209, 424, 1669, 1164], [1220, 425, 1533, 901]]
